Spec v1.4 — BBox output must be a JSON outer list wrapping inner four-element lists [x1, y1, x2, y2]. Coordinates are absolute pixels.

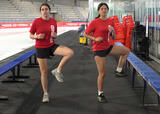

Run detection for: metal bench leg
[[0, 95, 8, 100], [12, 68, 16, 80], [127, 61, 130, 69], [125, 61, 128, 69], [127, 61, 129, 69], [7, 65, 29, 79], [158, 95, 160, 105], [29, 57, 32, 65], [142, 81, 159, 107], [23, 56, 39, 68], [142, 80, 147, 105], [1, 67, 25, 83], [16, 64, 30, 78], [132, 68, 136, 88], [34, 54, 38, 65]]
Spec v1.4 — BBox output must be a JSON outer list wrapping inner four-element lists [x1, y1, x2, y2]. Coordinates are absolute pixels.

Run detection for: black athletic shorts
[[93, 45, 113, 57], [36, 44, 59, 58]]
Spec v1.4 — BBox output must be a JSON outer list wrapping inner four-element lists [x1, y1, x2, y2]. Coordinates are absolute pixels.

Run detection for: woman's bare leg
[[109, 46, 130, 76], [54, 46, 74, 72], [94, 56, 107, 102], [37, 58, 48, 93]]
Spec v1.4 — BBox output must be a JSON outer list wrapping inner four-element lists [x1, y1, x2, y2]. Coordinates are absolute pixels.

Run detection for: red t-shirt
[[85, 18, 114, 51], [30, 17, 57, 48]]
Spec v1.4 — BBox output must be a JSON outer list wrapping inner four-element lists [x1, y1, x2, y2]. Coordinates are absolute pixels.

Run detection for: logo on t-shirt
[[50, 25, 55, 43]]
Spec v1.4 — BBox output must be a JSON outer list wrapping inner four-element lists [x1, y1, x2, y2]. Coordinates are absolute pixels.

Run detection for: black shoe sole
[[115, 73, 127, 77], [97, 100, 108, 103], [97, 97, 108, 103]]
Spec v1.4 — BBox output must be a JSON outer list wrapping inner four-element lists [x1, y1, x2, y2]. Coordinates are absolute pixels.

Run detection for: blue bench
[[0, 49, 37, 82], [0, 49, 37, 100], [115, 42, 160, 106]]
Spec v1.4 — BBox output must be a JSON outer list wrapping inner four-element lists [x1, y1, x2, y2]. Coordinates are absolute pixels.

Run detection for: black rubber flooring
[[0, 31, 160, 114]]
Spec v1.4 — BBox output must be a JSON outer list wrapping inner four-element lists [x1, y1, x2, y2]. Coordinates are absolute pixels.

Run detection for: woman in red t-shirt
[[30, 3, 74, 103], [84, 2, 130, 103]]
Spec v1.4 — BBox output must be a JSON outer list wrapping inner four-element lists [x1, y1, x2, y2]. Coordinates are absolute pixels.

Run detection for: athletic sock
[[44, 92, 48, 95], [116, 67, 122, 73], [57, 68, 61, 73], [98, 91, 104, 96]]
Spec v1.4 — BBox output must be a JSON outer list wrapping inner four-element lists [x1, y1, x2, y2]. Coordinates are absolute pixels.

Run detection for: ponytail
[[95, 14, 100, 19]]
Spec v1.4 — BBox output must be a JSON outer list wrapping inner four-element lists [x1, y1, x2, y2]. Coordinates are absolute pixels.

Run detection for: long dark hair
[[40, 3, 51, 11], [95, 2, 109, 19]]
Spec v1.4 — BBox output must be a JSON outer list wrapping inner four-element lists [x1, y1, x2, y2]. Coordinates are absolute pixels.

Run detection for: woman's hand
[[95, 37, 103, 42], [108, 25, 116, 40], [37, 33, 45, 39], [51, 32, 57, 38], [108, 25, 114, 32]]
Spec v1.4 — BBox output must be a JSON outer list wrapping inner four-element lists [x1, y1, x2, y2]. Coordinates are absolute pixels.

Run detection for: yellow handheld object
[[79, 36, 87, 44]]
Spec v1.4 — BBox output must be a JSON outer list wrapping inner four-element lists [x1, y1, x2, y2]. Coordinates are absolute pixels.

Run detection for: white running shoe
[[51, 69, 64, 82], [42, 93, 49, 103]]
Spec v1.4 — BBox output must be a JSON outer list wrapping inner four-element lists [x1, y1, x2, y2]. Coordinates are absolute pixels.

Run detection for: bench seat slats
[[128, 51, 160, 94]]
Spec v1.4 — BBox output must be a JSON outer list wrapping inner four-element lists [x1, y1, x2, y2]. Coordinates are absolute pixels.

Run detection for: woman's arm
[[84, 33, 103, 42], [51, 32, 57, 38], [84, 33, 96, 41], [111, 30, 116, 40], [30, 33, 45, 39], [30, 33, 38, 39], [108, 25, 116, 40]]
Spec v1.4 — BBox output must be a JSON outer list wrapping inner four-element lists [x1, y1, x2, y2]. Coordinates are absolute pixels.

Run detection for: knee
[[41, 70, 48, 77], [98, 73, 106, 79], [67, 49, 74, 57], [125, 47, 130, 56]]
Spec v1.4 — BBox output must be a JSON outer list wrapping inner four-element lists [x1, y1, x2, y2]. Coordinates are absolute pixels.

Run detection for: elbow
[[84, 33, 87, 38], [29, 35, 32, 39], [30, 34, 34, 39]]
